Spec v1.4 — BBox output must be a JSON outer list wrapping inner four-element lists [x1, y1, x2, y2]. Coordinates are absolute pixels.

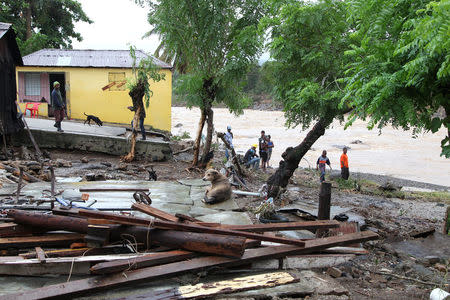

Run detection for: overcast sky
[[72, 0, 160, 53], [72, 0, 269, 63]]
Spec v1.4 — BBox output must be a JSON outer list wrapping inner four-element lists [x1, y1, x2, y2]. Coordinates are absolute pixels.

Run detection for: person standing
[[266, 135, 274, 168], [128, 105, 146, 140], [244, 144, 260, 170], [51, 81, 65, 132], [224, 125, 233, 161], [316, 150, 332, 182], [258, 130, 266, 168], [340, 147, 349, 180]]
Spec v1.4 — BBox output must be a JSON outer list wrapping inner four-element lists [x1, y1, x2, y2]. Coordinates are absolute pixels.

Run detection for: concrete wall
[[16, 66, 172, 131]]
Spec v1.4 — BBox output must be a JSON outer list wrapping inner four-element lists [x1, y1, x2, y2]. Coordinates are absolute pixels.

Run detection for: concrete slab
[[188, 206, 221, 218], [196, 211, 252, 225], [13, 121, 171, 160]]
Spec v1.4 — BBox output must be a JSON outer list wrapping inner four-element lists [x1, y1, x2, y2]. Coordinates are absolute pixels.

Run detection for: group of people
[[316, 147, 349, 182], [243, 130, 274, 171]]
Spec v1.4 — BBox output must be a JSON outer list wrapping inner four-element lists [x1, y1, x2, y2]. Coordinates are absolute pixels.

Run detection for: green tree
[[146, 0, 266, 166], [264, 0, 353, 197], [0, 0, 92, 55], [344, 0, 450, 157]]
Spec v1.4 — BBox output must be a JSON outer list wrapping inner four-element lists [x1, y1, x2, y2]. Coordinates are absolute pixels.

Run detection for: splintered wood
[[0, 201, 379, 299]]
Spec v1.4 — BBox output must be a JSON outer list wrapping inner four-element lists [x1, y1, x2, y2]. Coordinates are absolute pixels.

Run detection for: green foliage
[[263, 0, 352, 129], [127, 46, 166, 107], [171, 131, 191, 141], [0, 0, 92, 55], [146, 0, 266, 113], [344, 0, 450, 157]]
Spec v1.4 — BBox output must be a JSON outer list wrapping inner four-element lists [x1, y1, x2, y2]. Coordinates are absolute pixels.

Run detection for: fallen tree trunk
[[217, 132, 244, 177]]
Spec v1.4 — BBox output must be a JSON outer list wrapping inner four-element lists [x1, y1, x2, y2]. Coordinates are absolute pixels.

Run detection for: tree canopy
[[0, 0, 92, 55], [146, 0, 266, 165], [344, 0, 450, 157]]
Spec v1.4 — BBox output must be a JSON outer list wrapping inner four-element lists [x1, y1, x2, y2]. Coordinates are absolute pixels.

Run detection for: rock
[[379, 182, 400, 191], [55, 159, 72, 168], [80, 157, 89, 163], [423, 256, 440, 266], [84, 173, 96, 181], [350, 140, 363, 144], [100, 162, 112, 167], [327, 267, 343, 278], [115, 163, 128, 171], [434, 263, 447, 272], [174, 123, 183, 128]]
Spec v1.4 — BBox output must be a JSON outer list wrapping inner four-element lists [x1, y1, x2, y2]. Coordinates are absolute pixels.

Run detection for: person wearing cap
[[224, 125, 233, 160], [244, 144, 260, 170], [51, 81, 65, 132]]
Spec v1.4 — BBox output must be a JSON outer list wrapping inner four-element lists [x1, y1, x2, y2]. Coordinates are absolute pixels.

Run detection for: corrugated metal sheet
[[23, 49, 172, 69], [0, 22, 12, 40]]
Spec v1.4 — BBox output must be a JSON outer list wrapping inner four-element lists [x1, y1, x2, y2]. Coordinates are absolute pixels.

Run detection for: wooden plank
[[35, 247, 45, 263], [222, 220, 340, 232], [79, 188, 149, 192], [2, 231, 378, 299], [122, 272, 299, 300], [90, 250, 197, 274], [0, 222, 44, 237], [20, 246, 129, 259], [78, 210, 151, 226], [132, 203, 179, 222], [152, 220, 306, 247], [0, 233, 85, 249]]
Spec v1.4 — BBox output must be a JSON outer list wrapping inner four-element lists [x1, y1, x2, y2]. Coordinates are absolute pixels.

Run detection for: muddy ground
[[6, 144, 450, 299]]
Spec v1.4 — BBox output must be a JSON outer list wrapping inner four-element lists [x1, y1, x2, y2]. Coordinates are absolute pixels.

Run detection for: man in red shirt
[[340, 147, 349, 180]]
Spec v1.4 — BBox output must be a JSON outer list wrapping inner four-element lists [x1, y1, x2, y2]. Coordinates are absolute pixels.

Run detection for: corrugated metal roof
[[0, 22, 23, 66], [22, 49, 172, 69], [0, 22, 12, 39]]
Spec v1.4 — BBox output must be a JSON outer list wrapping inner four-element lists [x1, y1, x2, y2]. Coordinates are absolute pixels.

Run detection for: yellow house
[[16, 49, 172, 131]]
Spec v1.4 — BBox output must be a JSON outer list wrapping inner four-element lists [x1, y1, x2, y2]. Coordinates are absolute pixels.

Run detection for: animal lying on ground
[[202, 169, 232, 204], [84, 113, 103, 126], [147, 166, 157, 181]]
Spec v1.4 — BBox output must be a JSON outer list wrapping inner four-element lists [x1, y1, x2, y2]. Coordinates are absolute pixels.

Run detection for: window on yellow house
[[108, 72, 126, 91]]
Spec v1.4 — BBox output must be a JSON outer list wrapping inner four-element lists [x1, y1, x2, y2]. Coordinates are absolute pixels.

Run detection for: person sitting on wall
[[51, 81, 65, 133]]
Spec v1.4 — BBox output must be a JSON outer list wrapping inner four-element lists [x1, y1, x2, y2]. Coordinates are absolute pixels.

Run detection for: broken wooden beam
[[223, 220, 340, 232], [132, 202, 179, 222], [77, 209, 151, 226], [90, 250, 197, 275], [8, 210, 89, 233], [152, 220, 306, 247], [0, 233, 85, 249], [0, 222, 44, 237], [2, 231, 378, 299], [121, 271, 299, 300]]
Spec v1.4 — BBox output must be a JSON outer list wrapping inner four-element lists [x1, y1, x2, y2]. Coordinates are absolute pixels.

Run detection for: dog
[[202, 169, 232, 204], [84, 113, 103, 126], [147, 166, 157, 181]]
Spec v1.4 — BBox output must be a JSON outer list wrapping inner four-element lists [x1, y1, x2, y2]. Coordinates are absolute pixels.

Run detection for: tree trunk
[[266, 117, 332, 198], [192, 108, 206, 167], [25, 1, 32, 40], [200, 105, 214, 163], [121, 80, 145, 163]]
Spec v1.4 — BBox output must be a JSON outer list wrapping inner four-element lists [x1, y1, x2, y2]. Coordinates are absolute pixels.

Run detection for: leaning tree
[[121, 47, 165, 163], [146, 0, 266, 167], [263, 0, 353, 198]]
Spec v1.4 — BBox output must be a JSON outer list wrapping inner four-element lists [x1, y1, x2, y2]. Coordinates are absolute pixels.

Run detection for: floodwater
[[172, 107, 450, 187]]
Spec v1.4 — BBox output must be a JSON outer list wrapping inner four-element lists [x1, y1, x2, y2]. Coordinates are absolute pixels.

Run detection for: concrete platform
[[13, 118, 171, 160]]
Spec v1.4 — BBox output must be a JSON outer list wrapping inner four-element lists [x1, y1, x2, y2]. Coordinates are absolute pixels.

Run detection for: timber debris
[[0, 197, 378, 299]]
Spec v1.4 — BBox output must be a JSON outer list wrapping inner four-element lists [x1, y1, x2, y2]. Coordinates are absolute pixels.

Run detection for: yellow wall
[[16, 66, 172, 131]]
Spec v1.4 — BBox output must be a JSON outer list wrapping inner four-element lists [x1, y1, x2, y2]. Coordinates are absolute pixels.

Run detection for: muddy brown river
[[172, 107, 450, 187]]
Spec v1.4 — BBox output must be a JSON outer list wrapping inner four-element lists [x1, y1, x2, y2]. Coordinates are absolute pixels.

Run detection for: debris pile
[[0, 199, 378, 299]]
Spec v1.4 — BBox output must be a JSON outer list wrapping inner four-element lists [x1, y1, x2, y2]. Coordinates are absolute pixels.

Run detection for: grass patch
[[171, 131, 191, 141]]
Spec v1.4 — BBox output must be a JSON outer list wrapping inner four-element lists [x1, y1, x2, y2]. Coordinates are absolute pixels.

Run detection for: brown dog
[[202, 169, 232, 204]]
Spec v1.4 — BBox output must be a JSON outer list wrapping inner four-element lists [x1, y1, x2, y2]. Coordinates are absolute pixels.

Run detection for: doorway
[[48, 73, 65, 117]]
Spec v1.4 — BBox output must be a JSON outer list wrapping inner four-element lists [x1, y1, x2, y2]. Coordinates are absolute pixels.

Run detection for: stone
[[55, 159, 72, 168], [327, 267, 343, 278], [101, 162, 112, 167], [80, 157, 89, 163], [174, 123, 183, 128], [116, 163, 128, 171], [196, 211, 252, 225], [434, 263, 447, 272], [283, 255, 355, 270]]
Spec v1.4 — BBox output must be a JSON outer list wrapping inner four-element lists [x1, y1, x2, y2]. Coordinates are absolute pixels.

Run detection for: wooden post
[[49, 165, 55, 199], [15, 167, 23, 204], [318, 182, 332, 220]]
